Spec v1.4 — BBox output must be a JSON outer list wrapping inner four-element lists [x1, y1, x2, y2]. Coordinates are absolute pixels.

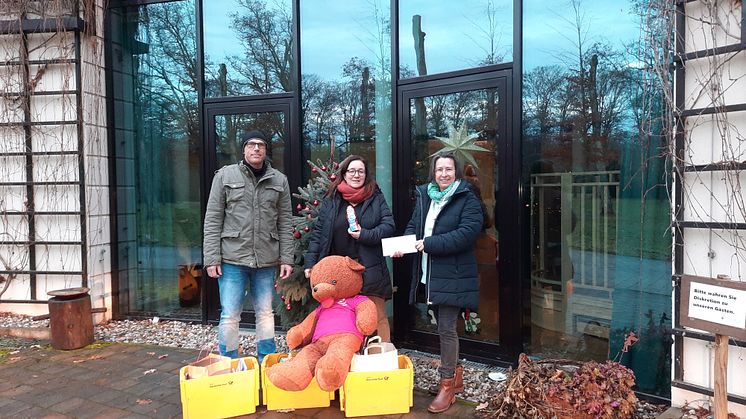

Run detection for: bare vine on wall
[[0, 0, 107, 300], [632, 0, 746, 277], [670, 0, 746, 278]]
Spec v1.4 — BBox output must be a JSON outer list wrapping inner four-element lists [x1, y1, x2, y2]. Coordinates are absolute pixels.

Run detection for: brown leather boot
[[430, 366, 464, 394], [427, 377, 456, 413], [454, 365, 464, 393]]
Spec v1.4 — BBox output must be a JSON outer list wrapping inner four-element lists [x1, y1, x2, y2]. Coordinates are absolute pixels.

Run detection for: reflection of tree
[[134, 1, 200, 217], [522, 1, 638, 171], [466, 0, 509, 66], [424, 92, 482, 138], [524, 66, 565, 138], [200, 1, 290, 161], [226, 0, 292, 94], [341, 58, 375, 143], [214, 112, 284, 166], [206, 0, 392, 169], [302, 74, 340, 147], [302, 56, 384, 158], [139, 3, 199, 147]]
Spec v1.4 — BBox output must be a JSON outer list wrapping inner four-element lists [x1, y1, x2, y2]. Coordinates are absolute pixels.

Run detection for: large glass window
[[407, 87, 501, 344], [300, 0, 392, 200], [399, 0, 512, 78], [203, 0, 294, 97], [109, 0, 202, 318], [523, 0, 672, 397]]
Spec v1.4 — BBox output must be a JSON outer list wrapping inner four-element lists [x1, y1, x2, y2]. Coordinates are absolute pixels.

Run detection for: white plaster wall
[[0, 0, 112, 320], [683, 1, 746, 111], [82, 0, 112, 323], [685, 1, 742, 51], [672, 387, 746, 418], [675, 0, 746, 413], [683, 171, 746, 225], [684, 52, 746, 110], [685, 111, 746, 165], [681, 337, 746, 395]]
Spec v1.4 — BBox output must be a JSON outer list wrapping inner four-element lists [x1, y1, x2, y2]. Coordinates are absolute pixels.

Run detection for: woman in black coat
[[394, 152, 483, 414], [304, 155, 396, 341]]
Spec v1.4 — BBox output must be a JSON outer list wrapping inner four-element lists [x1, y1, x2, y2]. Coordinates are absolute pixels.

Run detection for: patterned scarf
[[427, 181, 457, 202]]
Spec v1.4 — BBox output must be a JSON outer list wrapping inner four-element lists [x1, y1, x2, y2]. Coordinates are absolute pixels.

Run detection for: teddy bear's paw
[[286, 328, 306, 349], [315, 359, 348, 391], [266, 362, 313, 392]]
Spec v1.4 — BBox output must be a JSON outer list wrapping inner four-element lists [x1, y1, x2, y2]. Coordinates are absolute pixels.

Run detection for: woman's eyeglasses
[[346, 169, 365, 176]]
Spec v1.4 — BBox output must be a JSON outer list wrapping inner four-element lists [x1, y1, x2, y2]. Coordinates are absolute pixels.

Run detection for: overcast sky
[[201, 0, 642, 80]]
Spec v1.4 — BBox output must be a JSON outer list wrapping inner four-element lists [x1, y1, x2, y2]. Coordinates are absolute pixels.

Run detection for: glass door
[[203, 97, 298, 322], [394, 70, 518, 361]]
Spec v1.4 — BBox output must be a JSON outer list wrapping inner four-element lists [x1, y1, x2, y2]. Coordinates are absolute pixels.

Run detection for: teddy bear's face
[[309, 256, 365, 308]]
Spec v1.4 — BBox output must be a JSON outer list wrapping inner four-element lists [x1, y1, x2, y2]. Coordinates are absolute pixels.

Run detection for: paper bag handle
[[366, 336, 382, 346], [194, 343, 217, 364], [364, 343, 389, 355]]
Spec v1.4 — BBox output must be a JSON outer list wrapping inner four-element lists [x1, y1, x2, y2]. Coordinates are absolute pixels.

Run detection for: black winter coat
[[304, 188, 396, 299], [404, 181, 483, 310]]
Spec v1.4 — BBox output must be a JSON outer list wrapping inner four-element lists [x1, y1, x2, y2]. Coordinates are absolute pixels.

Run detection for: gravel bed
[[0, 313, 501, 403], [0, 312, 668, 416]]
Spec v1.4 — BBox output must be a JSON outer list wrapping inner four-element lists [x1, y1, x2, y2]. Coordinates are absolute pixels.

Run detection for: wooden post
[[713, 273, 730, 419], [713, 333, 728, 419]]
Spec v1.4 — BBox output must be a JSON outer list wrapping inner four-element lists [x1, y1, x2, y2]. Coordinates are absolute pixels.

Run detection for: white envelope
[[381, 234, 418, 256]]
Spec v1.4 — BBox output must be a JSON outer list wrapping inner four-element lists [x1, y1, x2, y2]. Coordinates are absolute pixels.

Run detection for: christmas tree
[[275, 157, 339, 328]]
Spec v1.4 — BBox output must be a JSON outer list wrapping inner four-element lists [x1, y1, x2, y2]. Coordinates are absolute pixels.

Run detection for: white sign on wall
[[688, 282, 746, 329]]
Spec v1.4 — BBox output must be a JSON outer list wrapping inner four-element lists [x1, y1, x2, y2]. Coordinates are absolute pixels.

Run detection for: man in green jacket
[[203, 130, 294, 363]]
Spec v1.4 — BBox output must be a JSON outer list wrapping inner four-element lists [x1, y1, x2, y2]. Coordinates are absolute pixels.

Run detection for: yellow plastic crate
[[261, 353, 335, 411], [179, 356, 260, 419], [340, 355, 414, 417]]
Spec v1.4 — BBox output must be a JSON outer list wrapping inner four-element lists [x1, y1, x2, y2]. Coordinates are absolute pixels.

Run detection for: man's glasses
[[245, 141, 266, 150], [346, 169, 365, 176]]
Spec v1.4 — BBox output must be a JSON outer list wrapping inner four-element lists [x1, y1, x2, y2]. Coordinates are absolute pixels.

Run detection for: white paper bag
[[350, 336, 398, 372]]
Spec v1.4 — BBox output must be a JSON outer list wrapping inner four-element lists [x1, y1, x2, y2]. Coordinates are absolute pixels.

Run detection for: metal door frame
[[392, 67, 522, 365], [201, 96, 299, 323]]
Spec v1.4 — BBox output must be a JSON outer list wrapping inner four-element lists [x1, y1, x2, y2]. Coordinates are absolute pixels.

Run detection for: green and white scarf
[[427, 181, 457, 202]]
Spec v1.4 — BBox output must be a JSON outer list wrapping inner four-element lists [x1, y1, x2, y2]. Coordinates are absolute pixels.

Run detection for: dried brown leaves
[[476, 353, 638, 419]]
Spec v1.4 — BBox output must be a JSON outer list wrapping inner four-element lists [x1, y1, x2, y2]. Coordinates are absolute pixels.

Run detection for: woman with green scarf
[[394, 152, 483, 413]]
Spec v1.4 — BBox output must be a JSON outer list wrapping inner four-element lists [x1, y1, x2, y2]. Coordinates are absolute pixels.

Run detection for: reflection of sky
[[523, 0, 640, 70], [399, 0, 513, 75], [300, 0, 390, 80], [202, 0, 391, 81], [202, 0, 641, 77], [202, 0, 244, 65]]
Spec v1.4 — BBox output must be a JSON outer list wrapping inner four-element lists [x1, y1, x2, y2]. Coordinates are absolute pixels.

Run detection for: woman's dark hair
[[428, 152, 463, 183], [327, 154, 377, 197]]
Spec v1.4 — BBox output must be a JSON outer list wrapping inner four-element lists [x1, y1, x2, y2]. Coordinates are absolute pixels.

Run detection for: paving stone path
[[0, 341, 476, 418]]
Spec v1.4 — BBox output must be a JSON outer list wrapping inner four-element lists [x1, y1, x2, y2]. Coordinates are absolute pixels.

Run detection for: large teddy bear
[[267, 255, 377, 391]]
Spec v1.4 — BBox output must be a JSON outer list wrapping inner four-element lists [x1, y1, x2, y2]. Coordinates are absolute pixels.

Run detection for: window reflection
[[300, 0, 392, 200], [408, 88, 500, 343], [399, 0, 512, 78], [523, 0, 672, 397], [214, 112, 286, 178], [110, 1, 202, 318], [203, 0, 294, 96]]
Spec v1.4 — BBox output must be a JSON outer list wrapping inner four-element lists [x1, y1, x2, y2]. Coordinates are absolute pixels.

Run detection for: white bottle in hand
[[346, 205, 359, 232]]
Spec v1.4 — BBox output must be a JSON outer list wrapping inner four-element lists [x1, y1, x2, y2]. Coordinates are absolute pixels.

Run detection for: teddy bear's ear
[[344, 256, 365, 273]]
